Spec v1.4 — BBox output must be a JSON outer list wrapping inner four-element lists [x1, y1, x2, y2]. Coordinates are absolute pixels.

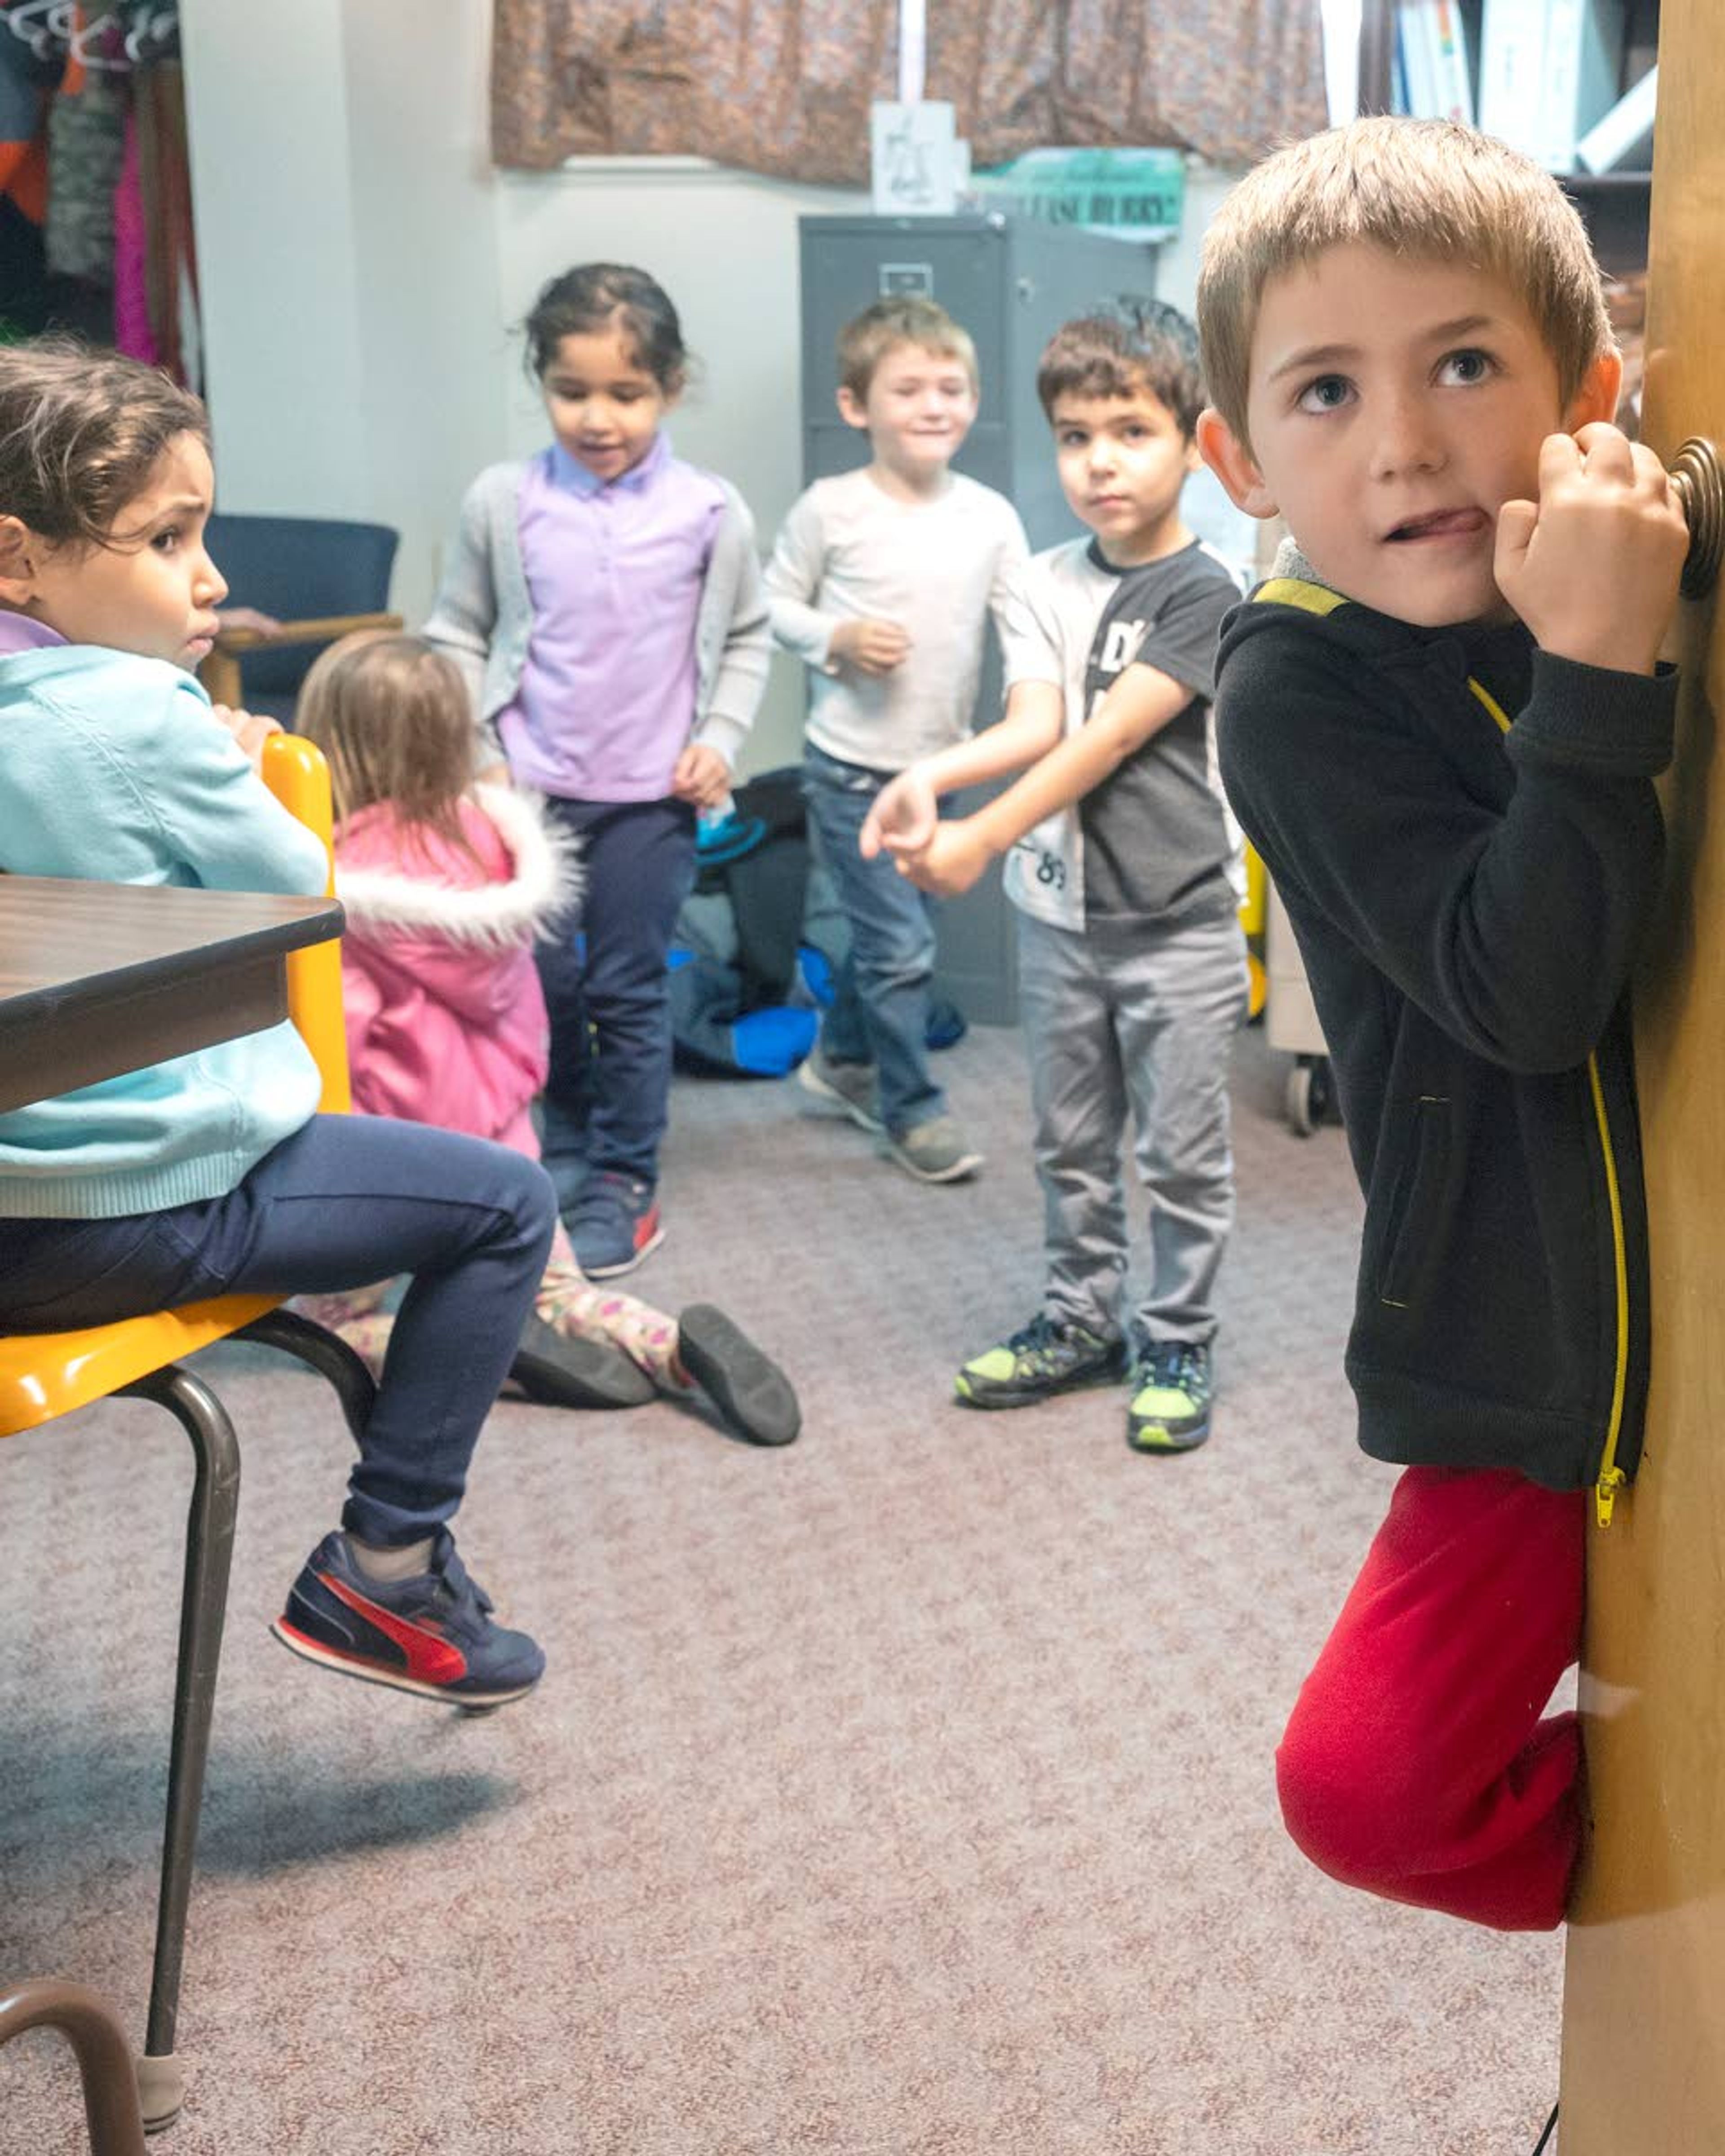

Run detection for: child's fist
[[860, 768, 938, 860], [210, 702, 281, 768], [1495, 422, 1688, 676], [830, 615, 911, 676], [892, 822, 991, 897], [672, 742, 730, 808]]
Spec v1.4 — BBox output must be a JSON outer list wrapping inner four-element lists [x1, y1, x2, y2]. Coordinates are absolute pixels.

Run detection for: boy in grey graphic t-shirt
[[862, 301, 1247, 1454]]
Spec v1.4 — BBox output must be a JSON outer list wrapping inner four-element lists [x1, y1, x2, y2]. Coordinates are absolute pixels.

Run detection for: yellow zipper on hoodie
[[1252, 580, 1633, 1526], [1467, 678, 1631, 1527]]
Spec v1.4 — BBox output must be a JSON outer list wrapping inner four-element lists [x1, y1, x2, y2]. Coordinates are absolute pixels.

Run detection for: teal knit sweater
[[0, 644, 327, 1217]]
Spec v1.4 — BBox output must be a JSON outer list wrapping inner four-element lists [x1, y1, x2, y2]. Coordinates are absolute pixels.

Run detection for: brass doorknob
[[1668, 436, 1723, 599]]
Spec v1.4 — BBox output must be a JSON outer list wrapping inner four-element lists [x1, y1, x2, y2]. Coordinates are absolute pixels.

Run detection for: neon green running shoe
[[1125, 1339, 1214, 1454], [955, 1312, 1126, 1409]]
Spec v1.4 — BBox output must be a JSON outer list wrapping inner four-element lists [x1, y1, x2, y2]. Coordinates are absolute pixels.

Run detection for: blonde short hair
[[296, 631, 478, 858], [1196, 117, 1613, 447], [836, 297, 979, 402]]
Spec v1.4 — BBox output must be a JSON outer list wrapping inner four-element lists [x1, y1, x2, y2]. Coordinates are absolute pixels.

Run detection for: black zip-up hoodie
[[1216, 569, 1677, 1504]]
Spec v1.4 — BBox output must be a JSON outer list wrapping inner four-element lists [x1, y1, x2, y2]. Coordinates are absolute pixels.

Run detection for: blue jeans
[[536, 796, 697, 1187], [0, 1115, 556, 1546], [801, 746, 943, 1136]]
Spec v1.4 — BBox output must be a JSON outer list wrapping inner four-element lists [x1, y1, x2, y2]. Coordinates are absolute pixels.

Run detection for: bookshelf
[[1357, 0, 1656, 272], [1560, 172, 1650, 278]]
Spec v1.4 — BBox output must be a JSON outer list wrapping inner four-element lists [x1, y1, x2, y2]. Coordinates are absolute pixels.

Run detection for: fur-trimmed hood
[[334, 783, 581, 947]]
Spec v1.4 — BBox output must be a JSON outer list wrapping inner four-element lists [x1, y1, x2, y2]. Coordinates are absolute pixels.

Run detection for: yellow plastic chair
[[1239, 841, 1268, 1021], [0, 735, 374, 2133]]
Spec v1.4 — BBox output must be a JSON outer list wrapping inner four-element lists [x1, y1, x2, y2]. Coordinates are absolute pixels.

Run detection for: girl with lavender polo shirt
[[426, 264, 769, 1281]]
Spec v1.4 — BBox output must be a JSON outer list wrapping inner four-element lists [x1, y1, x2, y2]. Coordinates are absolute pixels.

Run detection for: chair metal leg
[[0, 1979, 150, 2155], [115, 1364, 240, 2133], [66, 1315, 367, 2131], [234, 1307, 376, 1444]]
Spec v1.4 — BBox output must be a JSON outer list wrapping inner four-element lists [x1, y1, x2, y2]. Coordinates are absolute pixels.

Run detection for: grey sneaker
[[796, 1047, 883, 1134], [885, 1113, 983, 1184]]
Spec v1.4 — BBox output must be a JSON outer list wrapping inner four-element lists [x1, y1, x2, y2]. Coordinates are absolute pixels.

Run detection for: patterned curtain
[[491, 0, 1328, 180]]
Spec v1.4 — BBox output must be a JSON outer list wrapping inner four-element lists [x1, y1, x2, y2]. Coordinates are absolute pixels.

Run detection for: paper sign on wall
[[870, 101, 962, 216]]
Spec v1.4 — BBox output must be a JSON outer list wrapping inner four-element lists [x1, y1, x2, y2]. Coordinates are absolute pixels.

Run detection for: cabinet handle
[[1669, 436, 1723, 599]]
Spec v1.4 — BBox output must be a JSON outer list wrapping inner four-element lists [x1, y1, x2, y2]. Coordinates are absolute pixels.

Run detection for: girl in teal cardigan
[[0, 339, 563, 1710]]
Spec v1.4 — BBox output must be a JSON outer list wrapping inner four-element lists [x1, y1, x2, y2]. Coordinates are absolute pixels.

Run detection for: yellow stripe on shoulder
[[1252, 577, 1350, 616]]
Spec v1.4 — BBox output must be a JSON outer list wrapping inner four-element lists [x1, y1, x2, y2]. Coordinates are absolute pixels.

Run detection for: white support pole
[[897, 0, 926, 105]]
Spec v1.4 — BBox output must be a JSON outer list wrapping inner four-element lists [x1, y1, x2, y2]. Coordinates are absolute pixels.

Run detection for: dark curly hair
[[0, 336, 209, 550], [1036, 299, 1207, 438]]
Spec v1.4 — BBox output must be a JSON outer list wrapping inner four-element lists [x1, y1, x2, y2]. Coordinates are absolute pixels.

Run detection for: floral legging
[[299, 1215, 686, 1388], [298, 1108, 686, 1388]]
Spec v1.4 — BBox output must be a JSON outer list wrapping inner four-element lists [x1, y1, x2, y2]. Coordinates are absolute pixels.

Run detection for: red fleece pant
[[1276, 1465, 1587, 1931]]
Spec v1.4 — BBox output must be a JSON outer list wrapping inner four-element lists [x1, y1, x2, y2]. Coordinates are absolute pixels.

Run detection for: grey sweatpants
[[1015, 904, 1249, 1346]]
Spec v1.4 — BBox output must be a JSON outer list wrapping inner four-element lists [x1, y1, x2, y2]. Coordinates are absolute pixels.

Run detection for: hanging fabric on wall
[[0, 4, 62, 221], [0, 6, 64, 335], [111, 96, 151, 358], [131, 57, 198, 388], [489, 0, 1328, 180], [0, 4, 195, 377], [45, 54, 125, 281]]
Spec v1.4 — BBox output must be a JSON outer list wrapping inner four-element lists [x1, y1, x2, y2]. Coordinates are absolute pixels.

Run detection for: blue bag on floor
[[670, 767, 966, 1078]]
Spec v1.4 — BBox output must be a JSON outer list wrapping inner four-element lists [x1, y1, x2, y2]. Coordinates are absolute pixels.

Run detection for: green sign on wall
[[971, 148, 1187, 240]]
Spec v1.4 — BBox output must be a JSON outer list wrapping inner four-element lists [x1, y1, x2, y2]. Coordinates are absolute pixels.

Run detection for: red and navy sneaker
[[568, 1170, 665, 1280], [271, 1529, 544, 1708]]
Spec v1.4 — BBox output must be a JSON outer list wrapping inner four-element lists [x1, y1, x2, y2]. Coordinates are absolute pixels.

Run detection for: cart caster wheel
[[1285, 1056, 1332, 1136]]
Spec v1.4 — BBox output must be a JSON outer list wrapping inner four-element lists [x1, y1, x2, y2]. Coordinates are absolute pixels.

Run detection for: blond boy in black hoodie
[[1197, 118, 1687, 1931]]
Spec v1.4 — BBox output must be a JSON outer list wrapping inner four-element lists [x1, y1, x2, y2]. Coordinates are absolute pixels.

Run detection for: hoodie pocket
[[1376, 1095, 1452, 1310]]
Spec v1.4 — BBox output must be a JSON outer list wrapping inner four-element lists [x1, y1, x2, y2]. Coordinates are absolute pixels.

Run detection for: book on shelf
[[1396, 2, 1437, 118], [1428, 0, 1475, 123], [1395, 0, 1475, 123], [1478, 0, 1549, 147], [1575, 61, 1657, 172], [1478, 0, 1634, 173], [1536, 0, 1628, 172]]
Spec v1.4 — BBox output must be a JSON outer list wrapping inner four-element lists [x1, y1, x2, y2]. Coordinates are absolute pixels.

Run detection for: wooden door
[[1561, 1, 1725, 2145]]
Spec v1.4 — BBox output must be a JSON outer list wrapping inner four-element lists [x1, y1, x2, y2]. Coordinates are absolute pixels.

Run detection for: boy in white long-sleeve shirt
[[765, 297, 1027, 1184]]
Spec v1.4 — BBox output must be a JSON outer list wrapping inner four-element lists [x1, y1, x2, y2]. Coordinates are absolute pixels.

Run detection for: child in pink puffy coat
[[296, 631, 799, 1446]]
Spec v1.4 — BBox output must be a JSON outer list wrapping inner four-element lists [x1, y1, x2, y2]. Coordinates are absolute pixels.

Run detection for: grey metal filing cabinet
[[797, 213, 1159, 1024]]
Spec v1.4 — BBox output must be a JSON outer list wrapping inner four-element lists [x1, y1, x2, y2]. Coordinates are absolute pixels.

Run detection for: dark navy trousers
[[0, 1115, 556, 1546], [535, 795, 697, 1187]]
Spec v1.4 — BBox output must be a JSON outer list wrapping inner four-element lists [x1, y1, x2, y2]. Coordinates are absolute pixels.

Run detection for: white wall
[[181, 0, 507, 625], [181, 0, 369, 503], [337, 0, 512, 616]]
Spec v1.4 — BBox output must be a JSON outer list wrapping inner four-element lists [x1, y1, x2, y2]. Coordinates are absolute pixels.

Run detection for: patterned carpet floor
[[1, 1021, 1562, 2155]]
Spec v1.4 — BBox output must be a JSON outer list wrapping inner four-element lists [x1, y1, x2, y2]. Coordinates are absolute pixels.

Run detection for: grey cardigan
[[423, 456, 772, 770]]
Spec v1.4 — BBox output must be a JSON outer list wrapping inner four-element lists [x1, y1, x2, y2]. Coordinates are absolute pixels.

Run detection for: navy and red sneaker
[[271, 1529, 544, 1708], [568, 1170, 665, 1280]]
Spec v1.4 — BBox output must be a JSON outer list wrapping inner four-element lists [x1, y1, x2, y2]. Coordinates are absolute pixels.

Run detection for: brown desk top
[[0, 877, 344, 1113], [0, 876, 342, 1008]]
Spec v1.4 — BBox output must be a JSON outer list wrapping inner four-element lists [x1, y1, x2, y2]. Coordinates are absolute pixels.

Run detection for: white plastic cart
[[1265, 879, 1334, 1135]]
